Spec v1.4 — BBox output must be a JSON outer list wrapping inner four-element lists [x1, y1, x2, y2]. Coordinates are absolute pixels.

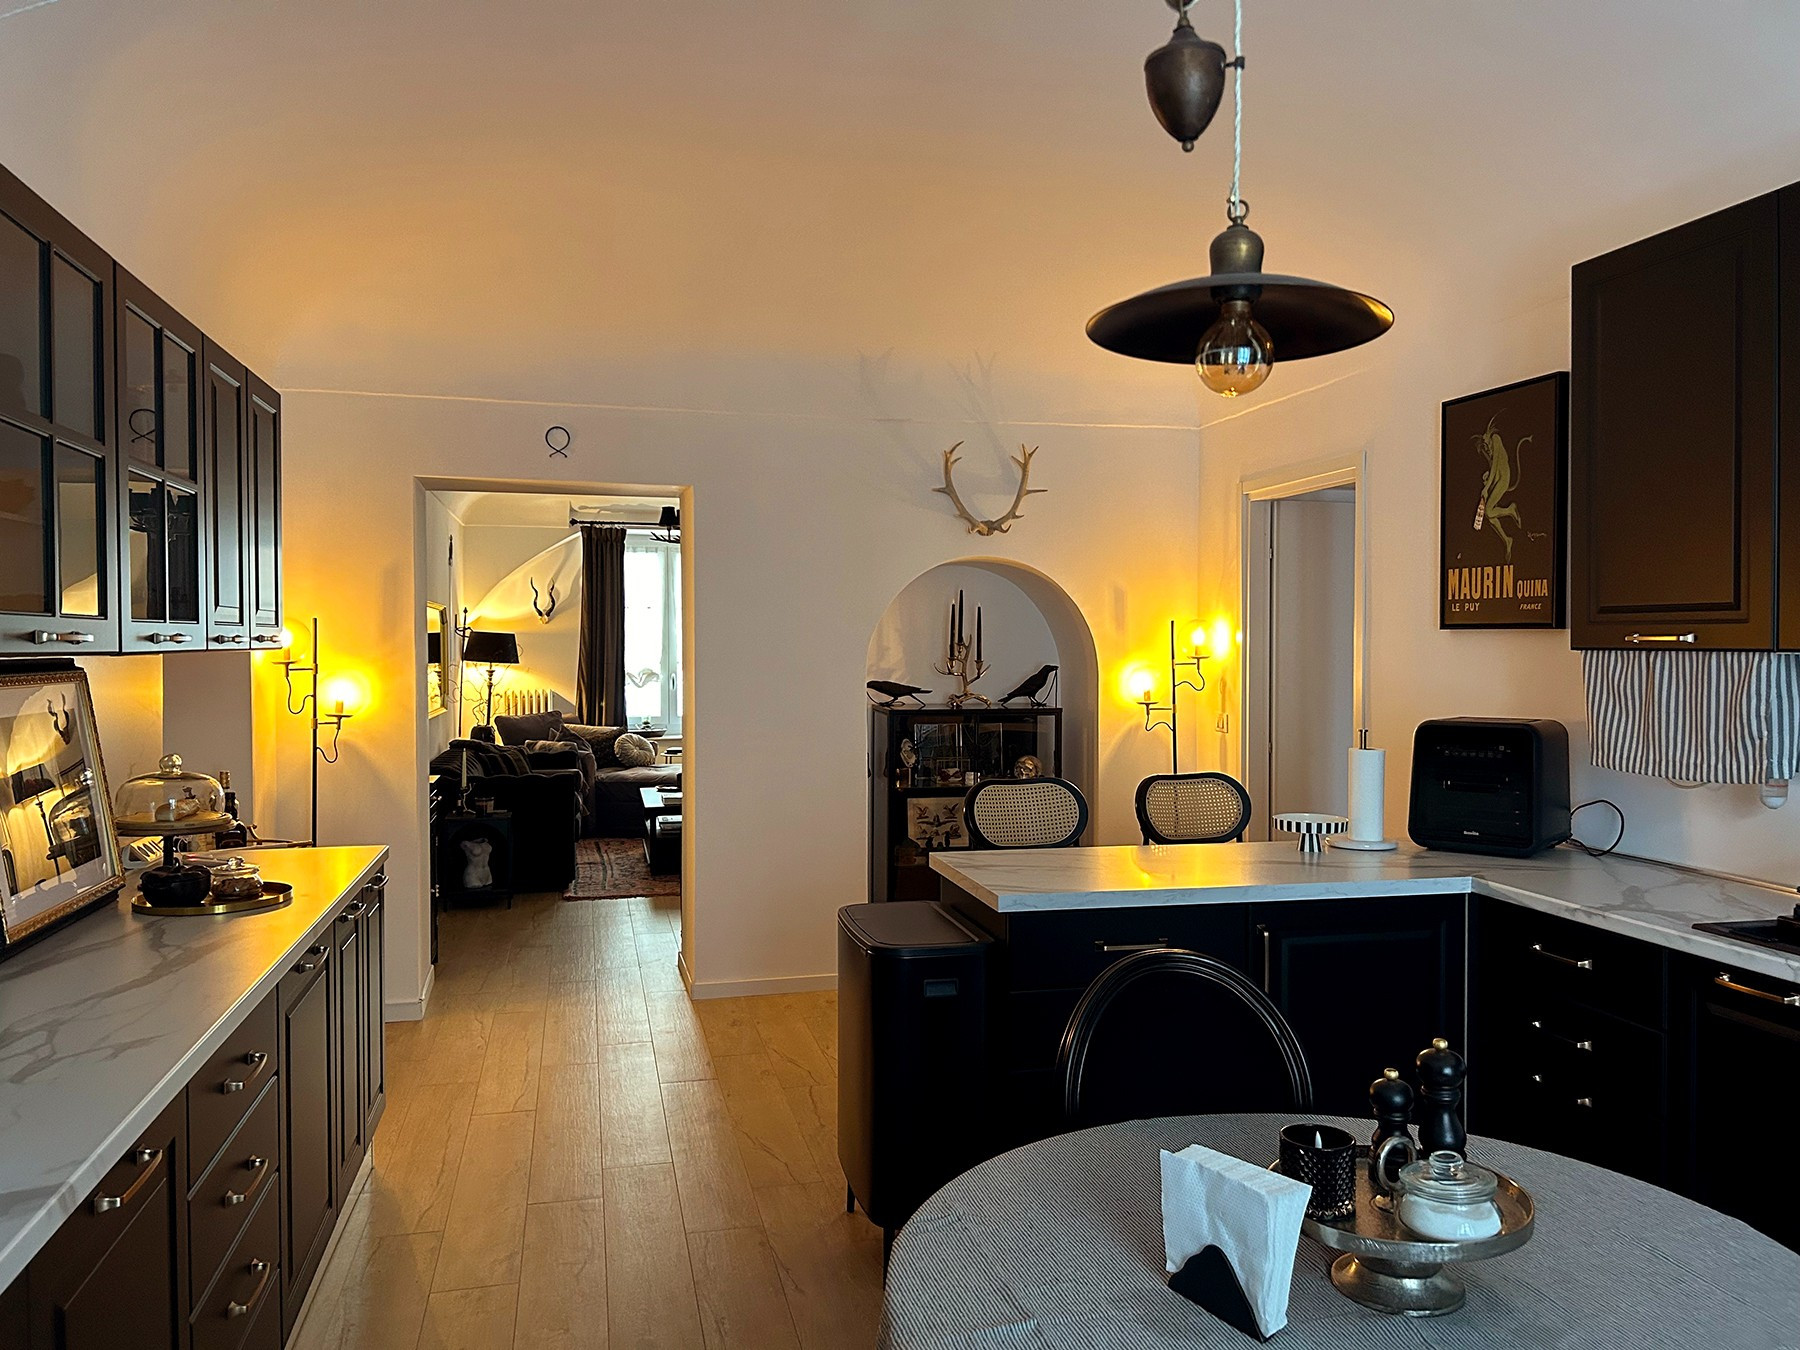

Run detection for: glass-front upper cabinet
[[202, 339, 248, 644], [0, 165, 117, 654], [114, 268, 205, 652], [246, 372, 282, 644]]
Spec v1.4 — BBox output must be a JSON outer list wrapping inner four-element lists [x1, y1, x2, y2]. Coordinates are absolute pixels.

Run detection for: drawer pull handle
[[224, 1159, 271, 1207], [1575, 1096, 1595, 1109], [212, 634, 247, 645], [291, 945, 329, 975], [29, 629, 96, 645], [244, 1051, 268, 1067], [1625, 632, 1696, 644], [1714, 973, 1800, 1007], [340, 901, 368, 921], [291, 960, 318, 973], [93, 1147, 163, 1214], [225, 1260, 272, 1319], [1530, 943, 1593, 971], [1094, 939, 1168, 953], [1529, 1020, 1594, 1052]]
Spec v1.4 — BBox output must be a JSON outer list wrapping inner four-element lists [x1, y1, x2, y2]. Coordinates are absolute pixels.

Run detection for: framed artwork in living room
[[1439, 371, 1568, 629]]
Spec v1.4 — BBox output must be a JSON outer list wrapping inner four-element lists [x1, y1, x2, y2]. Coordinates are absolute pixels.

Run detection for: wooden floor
[[293, 886, 882, 1350]]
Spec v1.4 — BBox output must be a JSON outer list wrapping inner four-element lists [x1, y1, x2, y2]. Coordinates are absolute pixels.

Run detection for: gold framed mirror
[[426, 602, 449, 717]]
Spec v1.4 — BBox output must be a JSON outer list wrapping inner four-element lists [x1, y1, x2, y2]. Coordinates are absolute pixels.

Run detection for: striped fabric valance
[[1583, 650, 1800, 785]]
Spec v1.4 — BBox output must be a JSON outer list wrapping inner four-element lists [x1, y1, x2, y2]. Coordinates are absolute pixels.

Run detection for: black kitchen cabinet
[[279, 937, 335, 1337], [1674, 956, 1800, 1250], [332, 900, 368, 1208], [201, 341, 249, 645], [113, 269, 205, 653], [245, 374, 282, 645], [1778, 184, 1800, 650], [1571, 188, 1790, 649], [0, 164, 118, 657], [1250, 895, 1467, 1117], [21, 1096, 185, 1350], [359, 882, 388, 1145]]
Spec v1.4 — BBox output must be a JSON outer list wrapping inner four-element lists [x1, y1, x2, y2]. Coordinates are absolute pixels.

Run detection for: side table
[[437, 810, 515, 908]]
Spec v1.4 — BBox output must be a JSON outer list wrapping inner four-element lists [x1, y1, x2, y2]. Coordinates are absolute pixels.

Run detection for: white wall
[[275, 397, 1201, 1006], [459, 524, 580, 719], [422, 493, 463, 754], [866, 563, 1059, 702], [1268, 496, 1356, 820], [1198, 298, 1796, 884]]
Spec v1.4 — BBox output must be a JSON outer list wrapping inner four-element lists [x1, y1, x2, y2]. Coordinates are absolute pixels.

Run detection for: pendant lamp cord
[[1228, 0, 1246, 225]]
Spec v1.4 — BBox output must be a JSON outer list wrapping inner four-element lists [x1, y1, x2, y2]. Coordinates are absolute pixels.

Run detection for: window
[[623, 537, 682, 732]]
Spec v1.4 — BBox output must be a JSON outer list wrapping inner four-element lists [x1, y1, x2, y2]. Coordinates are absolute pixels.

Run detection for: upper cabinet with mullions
[[1, 158, 283, 657], [0, 165, 117, 656], [1571, 185, 1800, 649], [115, 269, 206, 652]]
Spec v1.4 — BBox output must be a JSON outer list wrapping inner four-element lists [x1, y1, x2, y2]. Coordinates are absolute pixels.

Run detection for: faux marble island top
[[0, 845, 387, 1290], [932, 841, 1800, 985]]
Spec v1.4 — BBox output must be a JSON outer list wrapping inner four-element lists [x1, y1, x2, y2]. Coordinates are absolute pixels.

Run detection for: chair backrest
[[1135, 772, 1252, 844], [964, 777, 1088, 849], [1057, 948, 1313, 1128]]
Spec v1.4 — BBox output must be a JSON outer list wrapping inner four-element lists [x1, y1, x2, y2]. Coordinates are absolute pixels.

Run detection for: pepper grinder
[[1415, 1037, 1468, 1155], [1369, 1068, 1415, 1186]]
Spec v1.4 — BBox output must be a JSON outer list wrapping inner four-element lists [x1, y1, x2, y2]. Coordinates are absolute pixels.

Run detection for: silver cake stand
[[1276, 1148, 1534, 1315]]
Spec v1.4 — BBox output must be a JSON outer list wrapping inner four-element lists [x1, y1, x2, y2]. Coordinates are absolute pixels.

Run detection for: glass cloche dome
[[114, 753, 231, 837], [47, 769, 103, 868]]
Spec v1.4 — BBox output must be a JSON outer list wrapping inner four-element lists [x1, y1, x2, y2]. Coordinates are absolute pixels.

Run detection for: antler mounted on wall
[[934, 442, 1046, 536], [530, 578, 558, 623]]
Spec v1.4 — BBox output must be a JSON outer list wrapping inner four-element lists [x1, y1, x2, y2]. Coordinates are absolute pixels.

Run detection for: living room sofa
[[492, 711, 682, 838]]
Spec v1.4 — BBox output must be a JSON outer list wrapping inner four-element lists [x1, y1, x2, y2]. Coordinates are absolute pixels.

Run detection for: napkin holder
[[1168, 1246, 1272, 1342]]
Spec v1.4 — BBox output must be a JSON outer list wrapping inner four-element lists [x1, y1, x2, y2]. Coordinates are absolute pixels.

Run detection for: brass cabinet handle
[[1714, 973, 1800, 1007], [1530, 943, 1593, 971], [93, 1147, 163, 1214], [223, 1157, 272, 1207], [1625, 632, 1696, 644], [1257, 924, 1273, 993], [1529, 1019, 1594, 1052], [225, 1259, 272, 1318], [1094, 940, 1168, 953]]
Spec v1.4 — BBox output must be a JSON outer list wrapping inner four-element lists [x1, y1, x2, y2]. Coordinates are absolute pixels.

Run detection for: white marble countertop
[[0, 845, 387, 1291], [932, 842, 1800, 984]]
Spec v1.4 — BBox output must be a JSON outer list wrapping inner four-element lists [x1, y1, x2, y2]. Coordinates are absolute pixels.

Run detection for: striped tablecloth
[[881, 1114, 1799, 1350]]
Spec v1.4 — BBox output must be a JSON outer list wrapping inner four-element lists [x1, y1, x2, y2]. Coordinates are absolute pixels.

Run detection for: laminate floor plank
[[418, 1283, 519, 1350], [514, 1199, 608, 1350], [605, 1164, 706, 1350], [711, 1052, 821, 1189], [688, 1227, 802, 1350], [599, 1040, 672, 1168], [473, 1009, 544, 1115], [663, 1078, 762, 1232], [433, 1110, 535, 1292], [529, 1073, 605, 1204]]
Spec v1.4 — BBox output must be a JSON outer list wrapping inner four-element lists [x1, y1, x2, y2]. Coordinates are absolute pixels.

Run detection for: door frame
[[1238, 452, 1369, 838]]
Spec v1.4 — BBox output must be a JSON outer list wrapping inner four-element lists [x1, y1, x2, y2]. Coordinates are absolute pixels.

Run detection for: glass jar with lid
[[1395, 1150, 1503, 1241]]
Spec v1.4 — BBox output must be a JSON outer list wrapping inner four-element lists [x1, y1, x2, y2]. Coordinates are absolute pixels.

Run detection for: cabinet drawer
[[190, 1178, 279, 1350], [189, 1077, 280, 1303], [1006, 905, 1247, 993], [188, 989, 278, 1171], [1482, 901, 1665, 1028]]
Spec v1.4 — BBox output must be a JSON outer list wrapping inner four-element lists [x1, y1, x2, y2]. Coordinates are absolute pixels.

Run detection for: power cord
[[1567, 799, 1625, 857]]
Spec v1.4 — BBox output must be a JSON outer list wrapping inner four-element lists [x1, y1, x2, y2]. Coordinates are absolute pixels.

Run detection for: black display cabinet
[[868, 705, 1062, 903], [436, 811, 514, 909]]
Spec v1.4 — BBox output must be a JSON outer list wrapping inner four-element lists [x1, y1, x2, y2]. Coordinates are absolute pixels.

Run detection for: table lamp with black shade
[[462, 630, 519, 733], [8, 763, 62, 876]]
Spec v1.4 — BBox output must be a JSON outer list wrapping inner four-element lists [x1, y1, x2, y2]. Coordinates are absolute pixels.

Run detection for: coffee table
[[639, 787, 682, 875]]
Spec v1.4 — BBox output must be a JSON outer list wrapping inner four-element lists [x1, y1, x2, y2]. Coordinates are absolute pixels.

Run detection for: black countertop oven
[[1409, 718, 1571, 857]]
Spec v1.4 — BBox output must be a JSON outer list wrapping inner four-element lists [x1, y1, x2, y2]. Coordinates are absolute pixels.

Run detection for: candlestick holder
[[934, 639, 991, 709]]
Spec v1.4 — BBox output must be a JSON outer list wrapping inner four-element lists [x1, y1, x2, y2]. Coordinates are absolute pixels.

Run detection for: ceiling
[[6, 2, 1800, 428]]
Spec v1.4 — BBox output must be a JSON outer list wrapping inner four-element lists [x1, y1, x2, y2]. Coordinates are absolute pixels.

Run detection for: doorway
[[1241, 460, 1365, 841]]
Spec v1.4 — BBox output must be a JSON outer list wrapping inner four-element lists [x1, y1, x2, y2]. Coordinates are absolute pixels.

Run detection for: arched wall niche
[[866, 557, 1100, 832]]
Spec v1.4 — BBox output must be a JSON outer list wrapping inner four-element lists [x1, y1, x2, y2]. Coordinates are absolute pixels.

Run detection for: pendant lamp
[[1089, 0, 1393, 395]]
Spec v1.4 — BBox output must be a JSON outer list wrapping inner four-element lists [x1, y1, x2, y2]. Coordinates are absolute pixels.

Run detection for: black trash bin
[[837, 901, 992, 1253]]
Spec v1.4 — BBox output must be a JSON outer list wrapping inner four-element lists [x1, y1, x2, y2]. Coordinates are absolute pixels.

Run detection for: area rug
[[564, 837, 681, 900]]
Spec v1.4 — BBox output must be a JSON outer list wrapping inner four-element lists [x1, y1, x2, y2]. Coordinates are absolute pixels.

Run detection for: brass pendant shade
[[1088, 222, 1394, 365], [1145, 12, 1227, 151]]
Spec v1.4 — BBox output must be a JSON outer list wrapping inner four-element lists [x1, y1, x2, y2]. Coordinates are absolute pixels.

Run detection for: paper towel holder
[[1330, 728, 1399, 851]]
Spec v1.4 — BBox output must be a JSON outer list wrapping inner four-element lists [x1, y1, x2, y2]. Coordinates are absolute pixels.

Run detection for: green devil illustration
[[1471, 415, 1546, 562]]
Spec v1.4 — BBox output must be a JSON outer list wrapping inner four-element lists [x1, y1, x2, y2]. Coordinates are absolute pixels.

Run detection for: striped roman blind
[[1583, 650, 1800, 784]]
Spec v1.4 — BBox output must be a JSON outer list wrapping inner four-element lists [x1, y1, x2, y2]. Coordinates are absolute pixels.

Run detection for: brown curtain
[[576, 525, 628, 725]]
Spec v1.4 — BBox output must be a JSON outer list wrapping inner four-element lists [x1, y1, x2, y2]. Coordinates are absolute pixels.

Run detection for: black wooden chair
[[1057, 948, 1313, 1128], [965, 777, 1088, 849], [1134, 772, 1252, 844]]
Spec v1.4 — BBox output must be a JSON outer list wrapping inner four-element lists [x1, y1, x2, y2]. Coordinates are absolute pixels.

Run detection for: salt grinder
[[1369, 1068, 1415, 1185], [1414, 1037, 1468, 1156]]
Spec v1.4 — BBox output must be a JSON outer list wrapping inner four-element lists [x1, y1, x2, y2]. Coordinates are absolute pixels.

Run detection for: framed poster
[[1440, 372, 1568, 628]]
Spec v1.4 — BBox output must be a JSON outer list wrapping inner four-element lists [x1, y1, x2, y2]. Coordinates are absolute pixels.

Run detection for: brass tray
[[131, 881, 294, 918], [1273, 1146, 1534, 1316]]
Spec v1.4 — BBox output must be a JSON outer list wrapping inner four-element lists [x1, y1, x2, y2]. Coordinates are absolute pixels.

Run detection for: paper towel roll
[[1348, 747, 1386, 842]]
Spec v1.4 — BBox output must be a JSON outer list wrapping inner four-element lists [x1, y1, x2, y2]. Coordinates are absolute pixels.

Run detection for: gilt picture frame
[[1440, 372, 1568, 629], [0, 666, 124, 955]]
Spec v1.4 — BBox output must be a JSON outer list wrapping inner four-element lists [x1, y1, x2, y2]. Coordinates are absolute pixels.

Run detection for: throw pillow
[[614, 733, 658, 767], [566, 723, 626, 767], [494, 709, 566, 747]]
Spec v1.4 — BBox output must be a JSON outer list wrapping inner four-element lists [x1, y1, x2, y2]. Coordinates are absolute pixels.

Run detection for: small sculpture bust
[[460, 837, 494, 890]]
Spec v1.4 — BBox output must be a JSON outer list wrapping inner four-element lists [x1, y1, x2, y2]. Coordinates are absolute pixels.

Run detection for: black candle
[[976, 607, 983, 662]]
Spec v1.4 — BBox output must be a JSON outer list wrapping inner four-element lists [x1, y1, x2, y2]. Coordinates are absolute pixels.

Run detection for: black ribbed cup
[[1278, 1123, 1358, 1222]]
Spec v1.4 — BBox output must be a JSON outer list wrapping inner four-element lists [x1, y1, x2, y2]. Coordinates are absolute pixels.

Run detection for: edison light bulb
[[1196, 299, 1272, 397]]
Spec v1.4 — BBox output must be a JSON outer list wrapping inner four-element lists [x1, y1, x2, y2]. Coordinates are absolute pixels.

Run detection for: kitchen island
[[927, 840, 1800, 1250], [0, 845, 388, 1346]]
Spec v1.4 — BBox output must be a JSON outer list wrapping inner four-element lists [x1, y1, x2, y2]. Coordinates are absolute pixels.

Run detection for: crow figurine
[[867, 680, 932, 708], [998, 664, 1057, 707]]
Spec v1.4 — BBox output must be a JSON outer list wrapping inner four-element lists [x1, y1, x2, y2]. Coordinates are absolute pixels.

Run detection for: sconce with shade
[[462, 630, 520, 732], [7, 764, 62, 876]]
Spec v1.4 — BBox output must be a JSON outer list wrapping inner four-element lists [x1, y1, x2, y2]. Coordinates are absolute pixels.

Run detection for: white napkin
[[1161, 1143, 1311, 1339]]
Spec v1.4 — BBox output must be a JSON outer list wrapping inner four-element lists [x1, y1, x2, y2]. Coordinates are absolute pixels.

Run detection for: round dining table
[[880, 1114, 1800, 1350]]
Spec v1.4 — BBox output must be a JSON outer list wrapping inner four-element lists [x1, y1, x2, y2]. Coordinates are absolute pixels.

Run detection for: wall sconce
[[1137, 620, 1211, 773], [276, 618, 359, 846]]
